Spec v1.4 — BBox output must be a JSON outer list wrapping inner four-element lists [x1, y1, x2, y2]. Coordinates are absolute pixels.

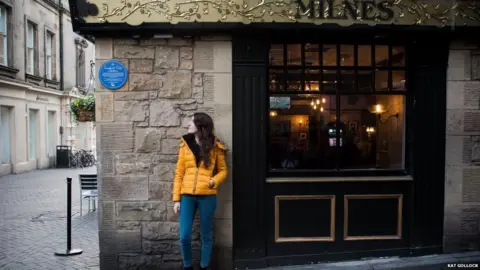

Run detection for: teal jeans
[[179, 195, 217, 268]]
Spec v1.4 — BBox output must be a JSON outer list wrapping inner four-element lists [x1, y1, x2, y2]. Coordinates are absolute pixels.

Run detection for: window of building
[[0, 6, 8, 66], [45, 31, 54, 80], [26, 22, 37, 75], [76, 46, 85, 88], [28, 109, 37, 160], [0, 106, 12, 164], [268, 43, 407, 173], [47, 111, 56, 157]]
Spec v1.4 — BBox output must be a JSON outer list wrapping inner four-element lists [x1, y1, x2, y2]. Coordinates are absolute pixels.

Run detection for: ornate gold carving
[[90, 0, 480, 26]]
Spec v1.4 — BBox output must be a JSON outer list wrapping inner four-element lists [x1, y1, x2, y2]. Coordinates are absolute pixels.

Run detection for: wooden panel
[[344, 194, 402, 240], [275, 195, 335, 242]]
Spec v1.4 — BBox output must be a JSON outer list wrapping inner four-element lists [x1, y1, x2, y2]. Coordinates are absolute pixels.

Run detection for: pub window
[[268, 43, 407, 172]]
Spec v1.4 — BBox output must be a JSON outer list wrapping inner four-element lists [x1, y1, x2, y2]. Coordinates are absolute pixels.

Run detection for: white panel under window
[[0, 106, 11, 164], [47, 111, 55, 156], [0, 6, 7, 66], [28, 109, 37, 160], [27, 23, 35, 74], [46, 32, 53, 79]]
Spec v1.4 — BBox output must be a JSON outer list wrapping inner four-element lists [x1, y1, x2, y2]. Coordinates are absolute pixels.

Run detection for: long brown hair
[[193, 112, 215, 167]]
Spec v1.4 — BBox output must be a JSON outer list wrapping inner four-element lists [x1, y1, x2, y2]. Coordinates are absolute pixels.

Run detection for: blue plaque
[[99, 60, 128, 90]]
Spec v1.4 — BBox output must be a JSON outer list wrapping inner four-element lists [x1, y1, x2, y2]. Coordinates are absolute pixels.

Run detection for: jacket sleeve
[[172, 141, 185, 202], [212, 142, 228, 188]]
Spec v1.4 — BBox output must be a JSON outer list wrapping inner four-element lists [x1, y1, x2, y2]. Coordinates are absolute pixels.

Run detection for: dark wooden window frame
[[267, 42, 412, 178]]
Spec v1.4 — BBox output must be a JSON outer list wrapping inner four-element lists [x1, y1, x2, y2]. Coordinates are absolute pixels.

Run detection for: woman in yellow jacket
[[172, 112, 228, 270]]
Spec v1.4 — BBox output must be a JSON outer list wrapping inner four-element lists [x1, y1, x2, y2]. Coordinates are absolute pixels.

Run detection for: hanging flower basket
[[71, 94, 95, 122]]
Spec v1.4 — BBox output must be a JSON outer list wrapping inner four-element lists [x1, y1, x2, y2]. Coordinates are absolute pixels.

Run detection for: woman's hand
[[209, 178, 214, 188], [173, 202, 181, 214]]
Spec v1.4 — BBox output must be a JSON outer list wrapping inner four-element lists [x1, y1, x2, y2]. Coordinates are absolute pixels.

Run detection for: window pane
[[46, 33, 52, 55], [0, 35, 5, 65], [48, 111, 55, 156], [322, 70, 337, 92], [339, 95, 405, 169], [305, 43, 319, 66], [286, 69, 301, 91], [358, 45, 371, 66], [323, 44, 337, 66], [270, 44, 284, 66], [392, 71, 406, 91], [305, 69, 320, 91], [46, 56, 52, 79], [27, 48, 34, 74], [392, 46, 405, 67], [0, 7, 6, 33], [375, 45, 388, 67], [340, 70, 355, 93], [1, 106, 11, 164], [375, 70, 389, 91], [340, 45, 354, 66], [269, 69, 285, 92], [358, 70, 373, 92], [27, 23, 34, 48], [269, 94, 337, 170], [287, 44, 301, 66]]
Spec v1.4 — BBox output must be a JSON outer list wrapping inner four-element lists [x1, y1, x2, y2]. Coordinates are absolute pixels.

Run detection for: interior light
[[320, 107, 324, 112], [316, 99, 320, 105], [322, 98, 326, 103]]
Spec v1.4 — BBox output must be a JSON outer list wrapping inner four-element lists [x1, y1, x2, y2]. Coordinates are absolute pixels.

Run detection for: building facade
[[0, 0, 95, 176], [69, 0, 480, 269]]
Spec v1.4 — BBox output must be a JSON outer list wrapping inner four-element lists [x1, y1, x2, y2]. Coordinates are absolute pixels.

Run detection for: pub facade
[[68, 0, 480, 269]]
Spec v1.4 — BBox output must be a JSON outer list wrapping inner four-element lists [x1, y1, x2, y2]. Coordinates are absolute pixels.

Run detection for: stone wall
[[444, 40, 480, 252], [95, 36, 233, 269]]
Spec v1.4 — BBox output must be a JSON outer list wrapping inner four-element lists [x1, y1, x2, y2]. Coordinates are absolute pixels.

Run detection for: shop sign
[[80, 0, 480, 27], [36, 95, 49, 102], [98, 60, 128, 90]]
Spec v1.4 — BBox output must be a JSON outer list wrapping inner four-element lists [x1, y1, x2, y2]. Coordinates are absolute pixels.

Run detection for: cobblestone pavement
[[0, 167, 99, 270]]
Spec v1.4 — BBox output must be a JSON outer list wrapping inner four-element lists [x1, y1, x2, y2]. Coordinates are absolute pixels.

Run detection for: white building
[[0, 0, 95, 176]]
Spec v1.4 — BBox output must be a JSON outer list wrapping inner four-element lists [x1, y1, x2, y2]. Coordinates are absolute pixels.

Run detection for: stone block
[[447, 50, 471, 81], [445, 165, 463, 196], [114, 100, 149, 122], [445, 135, 465, 166], [200, 35, 232, 41], [102, 176, 149, 200], [155, 46, 179, 70], [166, 127, 187, 139], [116, 221, 141, 230], [96, 38, 113, 60], [161, 139, 180, 154], [214, 218, 233, 247], [115, 92, 150, 101], [462, 168, 480, 203], [99, 123, 134, 152], [215, 200, 232, 219], [213, 41, 232, 73], [115, 154, 154, 175], [168, 38, 193, 46], [129, 73, 164, 91], [96, 59, 129, 92], [447, 81, 465, 110], [473, 52, 480, 80], [142, 221, 180, 240], [99, 230, 142, 253], [180, 46, 193, 60], [113, 39, 139, 45], [99, 201, 115, 230], [446, 109, 464, 134], [462, 82, 480, 110], [157, 71, 192, 98], [166, 201, 179, 222], [213, 73, 233, 105], [143, 240, 200, 255], [98, 152, 115, 174], [140, 39, 168, 45], [152, 163, 176, 181], [464, 111, 480, 132], [118, 254, 163, 269], [150, 100, 181, 127], [129, 59, 154, 73], [149, 178, 173, 200], [116, 201, 167, 221], [180, 59, 193, 70], [153, 154, 178, 163], [96, 93, 114, 122], [100, 253, 118, 270], [114, 45, 155, 59], [135, 128, 163, 153]]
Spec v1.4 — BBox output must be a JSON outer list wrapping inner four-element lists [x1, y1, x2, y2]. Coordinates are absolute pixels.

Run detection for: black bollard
[[55, 177, 83, 256]]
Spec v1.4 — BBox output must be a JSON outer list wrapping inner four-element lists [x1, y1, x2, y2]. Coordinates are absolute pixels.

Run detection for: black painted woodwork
[[232, 31, 448, 269], [232, 36, 269, 269]]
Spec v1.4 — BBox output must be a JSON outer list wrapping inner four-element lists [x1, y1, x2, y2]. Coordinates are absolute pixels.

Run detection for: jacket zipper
[[192, 167, 199, 194]]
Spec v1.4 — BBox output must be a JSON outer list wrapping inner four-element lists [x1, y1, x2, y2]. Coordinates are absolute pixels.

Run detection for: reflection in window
[[339, 95, 405, 169], [268, 43, 408, 172]]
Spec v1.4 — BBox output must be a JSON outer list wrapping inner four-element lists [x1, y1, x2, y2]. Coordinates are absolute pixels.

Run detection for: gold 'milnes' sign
[[82, 0, 480, 26]]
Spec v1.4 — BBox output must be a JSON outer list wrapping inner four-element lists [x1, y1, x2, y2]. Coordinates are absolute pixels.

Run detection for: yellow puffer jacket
[[172, 135, 228, 202]]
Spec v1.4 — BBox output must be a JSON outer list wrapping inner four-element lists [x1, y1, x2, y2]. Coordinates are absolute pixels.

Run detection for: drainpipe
[[59, 1, 65, 144]]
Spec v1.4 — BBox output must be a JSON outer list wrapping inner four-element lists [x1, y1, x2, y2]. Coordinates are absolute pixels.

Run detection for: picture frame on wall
[[348, 121, 358, 134]]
